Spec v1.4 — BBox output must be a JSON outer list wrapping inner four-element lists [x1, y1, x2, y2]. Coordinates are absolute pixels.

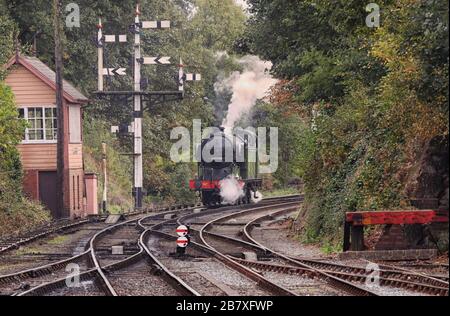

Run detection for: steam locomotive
[[189, 128, 262, 206]]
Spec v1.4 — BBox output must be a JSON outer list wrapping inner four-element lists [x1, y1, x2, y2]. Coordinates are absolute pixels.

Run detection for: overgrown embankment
[[243, 0, 449, 250], [82, 119, 134, 213]]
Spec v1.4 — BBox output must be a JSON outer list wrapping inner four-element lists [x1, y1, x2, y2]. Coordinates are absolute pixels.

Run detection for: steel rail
[[232, 258, 449, 296], [243, 206, 448, 294], [0, 219, 90, 255], [364, 260, 449, 287], [19, 217, 142, 296], [0, 251, 89, 287], [137, 215, 201, 296], [286, 257, 449, 289], [177, 196, 304, 228], [242, 207, 379, 296], [192, 214, 448, 294], [195, 203, 377, 296], [10, 206, 199, 296], [149, 198, 306, 296], [0, 202, 202, 256], [148, 229, 297, 296], [244, 208, 449, 296], [189, 201, 304, 296]]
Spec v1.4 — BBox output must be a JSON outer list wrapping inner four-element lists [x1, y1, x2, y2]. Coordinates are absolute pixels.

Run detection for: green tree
[[0, 82, 26, 165], [245, 0, 449, 247], [189, 0, 246, 51], [0, 2, 16, 79]]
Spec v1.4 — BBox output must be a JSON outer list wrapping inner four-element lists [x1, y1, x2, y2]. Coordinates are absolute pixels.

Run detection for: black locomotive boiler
[[189, 128, 262, 206]]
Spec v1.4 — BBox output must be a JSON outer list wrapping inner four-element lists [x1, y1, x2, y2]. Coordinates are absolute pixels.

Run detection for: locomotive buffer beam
[[243, 179, 263, 188]]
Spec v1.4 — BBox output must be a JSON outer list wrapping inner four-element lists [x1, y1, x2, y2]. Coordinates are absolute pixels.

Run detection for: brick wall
[[22, 170, 39, 200]]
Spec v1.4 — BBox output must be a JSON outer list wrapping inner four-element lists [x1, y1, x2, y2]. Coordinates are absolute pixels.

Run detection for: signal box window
[[19, 107, 58, 143]]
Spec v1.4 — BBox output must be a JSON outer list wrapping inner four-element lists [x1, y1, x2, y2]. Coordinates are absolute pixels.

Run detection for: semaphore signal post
[[95, 4, 201, 209]]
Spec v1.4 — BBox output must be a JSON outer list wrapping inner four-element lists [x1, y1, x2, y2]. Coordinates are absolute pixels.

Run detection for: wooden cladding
[[17, 143, 83, 170], [69, 144, 83, 169], [17, 144, 57, 170], [5, 65, 56, 105]]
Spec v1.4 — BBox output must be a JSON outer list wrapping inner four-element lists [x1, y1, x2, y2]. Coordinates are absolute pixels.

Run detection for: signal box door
[[39, 171, 60, 218]]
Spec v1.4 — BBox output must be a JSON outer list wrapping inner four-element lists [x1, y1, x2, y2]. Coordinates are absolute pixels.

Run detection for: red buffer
[[346, 210, 449, 226], [343, 209, 449, 252]]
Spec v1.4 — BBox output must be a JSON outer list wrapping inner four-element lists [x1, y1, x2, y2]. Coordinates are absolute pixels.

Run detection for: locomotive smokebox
[[190, 127, 262, 206]]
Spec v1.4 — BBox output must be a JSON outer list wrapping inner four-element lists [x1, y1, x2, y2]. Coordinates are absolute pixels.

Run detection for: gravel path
[[261, 271, 346, 296], [107, 260, 180, 296], [148, 235, 271, 296], [47, 278, 105, 296], [251, 220, 325, 259]]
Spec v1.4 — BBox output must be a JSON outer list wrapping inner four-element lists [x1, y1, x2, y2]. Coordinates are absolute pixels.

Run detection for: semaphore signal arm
[[93, 4, 201, 209]]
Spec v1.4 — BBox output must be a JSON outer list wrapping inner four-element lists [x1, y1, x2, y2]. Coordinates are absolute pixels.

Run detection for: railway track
[[0, 221, 112, 296], [0, 203, 202, 256], [188, 201, 379, 296], [148, 219, 296, 296], [243, 207, 449, 296], [186, 204, 448, 292], [166, 197, 337, 296], [2, 195, 444, 296], [371, 261, 449, 283], [136, 201, 296, 296], [164, 196, 448, 296], [0, 204, 201, 296], [2, 198, 299, 296], [0, 218, 91, 255], [183, 200, 447, 296]]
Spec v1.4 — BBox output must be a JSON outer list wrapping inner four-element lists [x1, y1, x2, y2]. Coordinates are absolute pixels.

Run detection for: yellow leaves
[[382, 88, 448, 149], [371, 29, 399, 65], [371, 29, 419, 80], [408, 102, 449, 141], [154, 155, 165, 168]]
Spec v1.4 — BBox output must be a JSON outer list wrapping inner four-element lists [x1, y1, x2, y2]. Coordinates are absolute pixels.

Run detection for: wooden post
[[102, 142, 108, 213], [53, 0, 69, 218], [343, 221, 351, 252], [350, 225, 365, 251]]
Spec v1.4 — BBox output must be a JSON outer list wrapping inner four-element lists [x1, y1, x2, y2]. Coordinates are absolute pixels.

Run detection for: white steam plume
[[251, 191, 263, 204], [217, 55, 277, 129], [220, 176, 245, 205]]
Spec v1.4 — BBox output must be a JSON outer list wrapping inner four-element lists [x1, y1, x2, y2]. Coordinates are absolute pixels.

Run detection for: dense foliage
[[0, 0, 247, 211], [0, 82, 49, 236], [244, 0, 449, 248]]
